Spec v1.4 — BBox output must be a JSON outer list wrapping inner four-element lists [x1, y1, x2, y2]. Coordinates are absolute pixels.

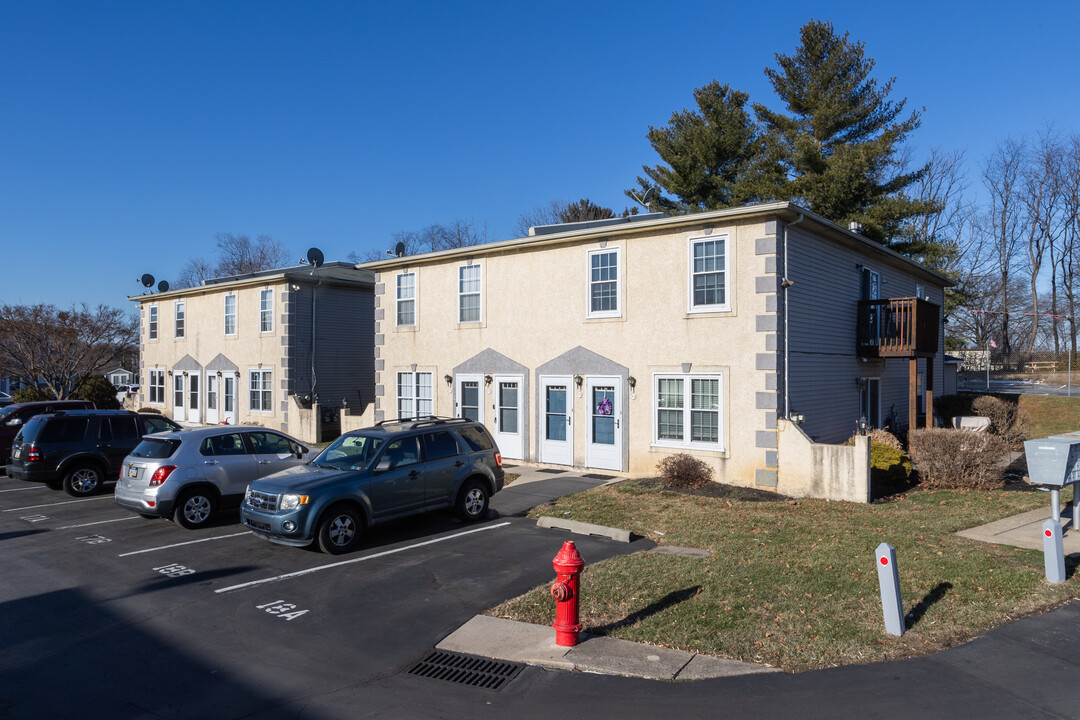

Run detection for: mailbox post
[[1024, 436, 1080, 583]]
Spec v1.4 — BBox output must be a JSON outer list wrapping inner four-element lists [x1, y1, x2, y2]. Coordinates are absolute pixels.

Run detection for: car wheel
[[63, 465, 103, 497], [455, 480, 490, 522], [316, 504, 363, 555], [173, 489, 218, 529]]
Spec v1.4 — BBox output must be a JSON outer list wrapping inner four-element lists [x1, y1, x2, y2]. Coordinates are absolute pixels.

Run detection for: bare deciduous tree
[[174, 234, 292, 289], [0, 303, 138, 399]]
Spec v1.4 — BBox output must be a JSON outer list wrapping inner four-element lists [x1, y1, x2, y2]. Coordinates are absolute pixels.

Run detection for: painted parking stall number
[[256, 600, 309, 621], [76, 534, 111, 545], [154, 563, 195, 578]]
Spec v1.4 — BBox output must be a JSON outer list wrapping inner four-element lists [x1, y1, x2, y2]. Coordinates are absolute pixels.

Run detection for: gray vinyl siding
[[287, 284, 375, 414], [785, 227, 947, 442]]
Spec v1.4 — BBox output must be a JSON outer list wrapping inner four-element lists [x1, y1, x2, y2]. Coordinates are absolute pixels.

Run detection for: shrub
[[12, 386, 50, 402], [73, 375, 121, 410], [657, 453, 714, 489], [136, 407, 162, 414], [870, 441, 912, 487], [971, 395, 1028, 448], [907, 428, 1008, 490]]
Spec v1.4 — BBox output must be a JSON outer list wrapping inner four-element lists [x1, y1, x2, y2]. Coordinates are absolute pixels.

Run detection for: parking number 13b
[[256, 600, 309, 621]]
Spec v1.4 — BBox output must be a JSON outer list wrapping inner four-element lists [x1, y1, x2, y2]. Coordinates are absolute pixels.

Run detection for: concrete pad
[[436, 615, 573, 668], [957, 506, 1080, 554], [564, 635, 694, 679], [675, 653, 782, 679], [536, 516, 632, 542]]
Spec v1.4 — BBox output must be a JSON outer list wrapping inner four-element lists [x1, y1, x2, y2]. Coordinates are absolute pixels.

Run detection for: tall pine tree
[[754, 19, 935, 243]]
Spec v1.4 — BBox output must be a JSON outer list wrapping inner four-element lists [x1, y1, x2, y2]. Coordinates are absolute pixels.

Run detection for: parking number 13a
[[256, 600, 309, 621]]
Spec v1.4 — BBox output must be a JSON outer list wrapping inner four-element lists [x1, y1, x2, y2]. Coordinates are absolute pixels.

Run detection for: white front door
[[172, 375, 185, 422], [492, 375, 523, 460], [205, 375, 219, 425], [222, 376, 237, 425], [586, 376, 621, 471], [540, 376, 573, 466], [187, 372, 201, 424], [455, 375, 484, 423]]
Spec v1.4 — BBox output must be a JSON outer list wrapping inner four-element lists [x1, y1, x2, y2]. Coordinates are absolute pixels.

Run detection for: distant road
[[959, 379, 1079, 397]]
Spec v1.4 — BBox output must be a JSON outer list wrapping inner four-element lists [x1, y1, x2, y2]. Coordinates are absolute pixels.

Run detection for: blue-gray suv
[[241, 417, 505, 554]]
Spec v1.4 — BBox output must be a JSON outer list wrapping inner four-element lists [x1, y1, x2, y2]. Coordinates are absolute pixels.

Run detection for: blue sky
[[2, 1, 1078, 309]]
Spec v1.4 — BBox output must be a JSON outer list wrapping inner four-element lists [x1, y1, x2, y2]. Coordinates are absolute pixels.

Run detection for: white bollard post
[[1042, 519, 1066, 584], [875, 542, 905, 636]]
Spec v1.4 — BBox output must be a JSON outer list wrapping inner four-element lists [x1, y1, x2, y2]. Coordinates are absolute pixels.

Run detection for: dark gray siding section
[[785, 228, 946, 443], [288, 283, 375, 416]]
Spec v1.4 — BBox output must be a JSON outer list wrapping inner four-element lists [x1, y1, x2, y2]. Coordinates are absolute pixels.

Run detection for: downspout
[[783, 214, 804, 419], [311, 267, 321, 406]]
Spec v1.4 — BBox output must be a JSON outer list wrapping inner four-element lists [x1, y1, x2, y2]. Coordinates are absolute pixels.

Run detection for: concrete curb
[[536, 516, 632, 542]]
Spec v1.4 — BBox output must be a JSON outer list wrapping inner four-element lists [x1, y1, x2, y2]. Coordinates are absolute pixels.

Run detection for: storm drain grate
[[536, 468, 567, 474], [407, 651, 524, 690], [582, 473, 615, 480]]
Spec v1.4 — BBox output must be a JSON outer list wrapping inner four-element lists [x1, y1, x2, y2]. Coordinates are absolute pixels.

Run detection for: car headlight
[[280, 494, 309, 510]]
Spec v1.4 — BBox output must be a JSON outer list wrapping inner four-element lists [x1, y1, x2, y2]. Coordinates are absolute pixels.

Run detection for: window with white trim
[[259, 289, 273, 332], [458, 264, 481, 323], [396, 272, 416, 326], [588, 247, 620, 317], [654, 374, 723, 449], [688, 235, 729, 312], [148, 369, 165, 404], [396, 371, 433, 419], [174, 300, 185, 338], [224, 294, 237, 335], [148, 305, 158, 340], [249, 369, 272, 412]]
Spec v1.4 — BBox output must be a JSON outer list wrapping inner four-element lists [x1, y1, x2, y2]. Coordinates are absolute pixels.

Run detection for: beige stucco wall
[[776, 419, 871, 502], [133, 278, 310, 438], [373, 216, 778, 487]]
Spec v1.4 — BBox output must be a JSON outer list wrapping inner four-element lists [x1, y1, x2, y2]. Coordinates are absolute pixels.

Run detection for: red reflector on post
[[880, 556, 889, 566], [1045, 529, 1053, 538]]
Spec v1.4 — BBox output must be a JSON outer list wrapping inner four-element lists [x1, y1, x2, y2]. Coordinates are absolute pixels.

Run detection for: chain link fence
[[954, 349, 1080, 396]]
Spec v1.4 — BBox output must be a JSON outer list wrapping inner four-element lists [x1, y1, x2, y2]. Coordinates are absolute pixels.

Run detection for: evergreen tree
[[628, 81, 780, 214], [753, 20, 936, 243]]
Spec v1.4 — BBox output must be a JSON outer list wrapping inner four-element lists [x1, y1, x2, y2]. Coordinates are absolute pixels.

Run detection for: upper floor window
[[174, 300, 185, 338], [588, 247, 620, 318], [148, 305, 158, 340], [259, 289, 273, 332], [458, 264, 481, 323], [688, 235, 729, 312], [224, 294, 237, 335], [396, 272, 416, 326]]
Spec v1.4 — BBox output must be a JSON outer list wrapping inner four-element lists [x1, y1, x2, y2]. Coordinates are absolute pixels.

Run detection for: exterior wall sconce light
[[217, 370, 223, 379], [484, 374, 493, 386], [574, 375, 583, 388], [167, 370, 173, 377], [857, 416, 869, 435], [628, 376, 636, 391], [444, 374, 453, 388], [854, 377, 867, 390], [182, 370, 188, 377]]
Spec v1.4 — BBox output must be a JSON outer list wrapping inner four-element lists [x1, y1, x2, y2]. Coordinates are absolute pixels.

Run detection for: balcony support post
[[909, 358, 918, 434], [925, 356, 934, 428]]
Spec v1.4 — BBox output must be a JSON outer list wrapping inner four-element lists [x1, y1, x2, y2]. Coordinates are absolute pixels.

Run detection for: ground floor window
[[653, 373, 723, 449], [249, 369, 272, 412], [397, 371, 433, 419], [149, 369, 165, 404]]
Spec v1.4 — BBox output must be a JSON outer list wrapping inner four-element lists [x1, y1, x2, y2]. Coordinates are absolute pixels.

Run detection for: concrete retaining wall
[[777, 418, 870, 502]]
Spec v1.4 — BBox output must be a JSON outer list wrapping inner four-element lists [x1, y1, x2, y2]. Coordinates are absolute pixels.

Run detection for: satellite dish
[[306, 247, 324, 268], [140, 273, 155, 289], [394, 241, 406, 258], [642, 187, 656, 204], [157, 280, 170, 293]]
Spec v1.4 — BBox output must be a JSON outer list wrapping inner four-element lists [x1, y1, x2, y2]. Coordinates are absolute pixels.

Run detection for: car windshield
[[314, 434, 384, 471]]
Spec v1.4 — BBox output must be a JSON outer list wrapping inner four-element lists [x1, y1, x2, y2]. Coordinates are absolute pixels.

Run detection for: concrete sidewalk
[[958, 503, 1080, 553]]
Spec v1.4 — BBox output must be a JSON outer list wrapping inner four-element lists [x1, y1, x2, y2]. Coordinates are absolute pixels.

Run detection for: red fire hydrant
[[550, 541, 585, 647]]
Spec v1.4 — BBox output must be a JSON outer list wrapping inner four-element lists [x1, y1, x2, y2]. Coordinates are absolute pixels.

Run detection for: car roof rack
[[374, 415, 469, 429]]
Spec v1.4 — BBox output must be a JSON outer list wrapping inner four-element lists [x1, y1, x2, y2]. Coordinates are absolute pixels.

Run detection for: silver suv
[[115, 426, 310, 528], [241, 417, 505, 554]]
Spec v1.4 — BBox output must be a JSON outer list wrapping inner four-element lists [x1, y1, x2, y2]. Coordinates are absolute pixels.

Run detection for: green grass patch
[[1019, 394, 1080, 438], [489, 481, 1079, 672]]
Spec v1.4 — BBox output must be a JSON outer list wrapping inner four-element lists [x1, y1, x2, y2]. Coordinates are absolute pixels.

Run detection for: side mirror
[[6, 418, 22, 427], [375, 458, 392, 473]]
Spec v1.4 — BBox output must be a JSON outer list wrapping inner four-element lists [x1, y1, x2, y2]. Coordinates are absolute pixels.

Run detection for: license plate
[[12, 448, 20, 459], [127, 465, 139, 478]]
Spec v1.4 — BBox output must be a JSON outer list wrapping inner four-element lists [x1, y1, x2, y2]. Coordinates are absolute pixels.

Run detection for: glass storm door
[[172, 375, 185, 422], [455, 376, 483, 423], [493, 376, 523, 460], [205, 375, 219, 424], [585, 377, 621, 471], [223, 376, 237, 425], [187, 372, 201, 424], [540, 376, 573, 466]]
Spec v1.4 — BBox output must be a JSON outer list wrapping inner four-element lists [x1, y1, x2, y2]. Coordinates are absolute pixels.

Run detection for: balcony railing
[[857, 298, 939, 359]]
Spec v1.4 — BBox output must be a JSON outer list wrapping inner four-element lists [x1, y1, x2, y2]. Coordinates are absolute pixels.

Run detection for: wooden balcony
[[857, 298, 940, 359]]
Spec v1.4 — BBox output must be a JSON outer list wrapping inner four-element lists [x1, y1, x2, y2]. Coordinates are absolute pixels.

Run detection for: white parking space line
[[215, 521, 512, 594], [2, 496, 114, 512], [56, 516, 141, 530], [0, 486, 40, 493], [118, 531, 253, 557]]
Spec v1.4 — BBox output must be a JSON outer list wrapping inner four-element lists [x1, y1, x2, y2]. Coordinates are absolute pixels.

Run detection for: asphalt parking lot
[[0, 472, 646, 719]]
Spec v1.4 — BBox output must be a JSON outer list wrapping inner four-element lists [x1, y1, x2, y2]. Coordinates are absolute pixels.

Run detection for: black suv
[[241, 416, 505, 554], [6, 410, 183, 496]]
